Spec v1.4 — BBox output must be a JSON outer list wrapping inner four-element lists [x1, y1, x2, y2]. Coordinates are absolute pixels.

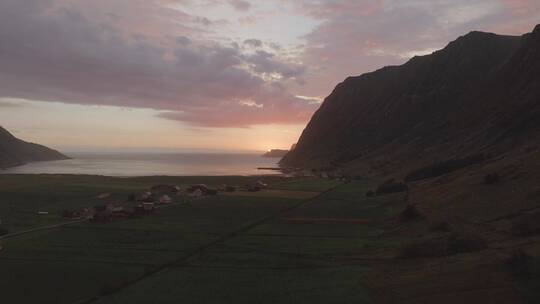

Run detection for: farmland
[[2, 173, 528, 303], [0, 174, 408, 303]]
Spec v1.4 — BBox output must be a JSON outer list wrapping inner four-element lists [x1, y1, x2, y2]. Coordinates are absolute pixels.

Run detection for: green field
[[0, 175, 408, 303]]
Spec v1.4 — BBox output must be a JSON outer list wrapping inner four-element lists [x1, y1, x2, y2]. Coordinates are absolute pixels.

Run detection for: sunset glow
[[1, 0, 539, 152]]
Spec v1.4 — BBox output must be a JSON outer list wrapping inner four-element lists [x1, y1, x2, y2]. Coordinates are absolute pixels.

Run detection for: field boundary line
[[78, 181, 345, 304], [0, 219, 87, 240]]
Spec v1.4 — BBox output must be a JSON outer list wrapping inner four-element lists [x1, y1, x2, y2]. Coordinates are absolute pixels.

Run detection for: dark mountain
[[281, 25, 540, 174], [0, 126, 68, 169]]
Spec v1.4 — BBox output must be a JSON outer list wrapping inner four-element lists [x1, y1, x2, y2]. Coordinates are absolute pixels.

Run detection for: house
[[187, 184, 218, 195], [187, 184, 209, 193], [62, 209, 82, 220], [143, 202, 155, 212], [159, 195, 172, 204], [220, 185, 236, 192], [150, 184, 180, 194], [247, 185, 261, 192], [138, 191, 154, 202], [112, 206, 134, 219], [255, 181, 268, 188], [96, 193, 111, 199], [92, 207, 113, 222], [190, 188, 203, 197], [112, 206, 124, 212]]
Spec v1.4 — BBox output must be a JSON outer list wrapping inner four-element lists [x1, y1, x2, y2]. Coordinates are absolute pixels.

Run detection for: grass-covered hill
[[0, 126, 68, 169]]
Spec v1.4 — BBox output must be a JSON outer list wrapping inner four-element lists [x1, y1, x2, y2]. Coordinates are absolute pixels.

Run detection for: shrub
[[446, 232, 487, 253], [430, 221, 451, 232], [375, 179, 408, 195], [484, 173, 500, 185], [400, 232, 486, 258], [398, 205, 422, 222], [405, 153, 486, 182], [207, 189, 218, 195], [511, 212, 540, 236], [99, 281, 128, 296], [506, 249, 533, 280], [0, 226, 9, 236]]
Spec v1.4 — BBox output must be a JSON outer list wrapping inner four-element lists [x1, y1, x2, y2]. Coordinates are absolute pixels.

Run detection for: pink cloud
[[288, 0, 540, 98], [502, 0, 531, 15], [229, 0, 251, 12], [0, 0, 314, 127]]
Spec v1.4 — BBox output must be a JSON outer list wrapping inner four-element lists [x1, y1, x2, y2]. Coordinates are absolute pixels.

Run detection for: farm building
[[138, 191, 154, 202], [187, 184, 218, 195], [256, 181, 268, 188], [96, 193, 111, 199], [187, 184, 209, 193], [159, 195, 172, 204], [92, 206, 113, 222], [135, 202, 155, 215], [62, 210, 82, 220], [150, 184, 180, 194]]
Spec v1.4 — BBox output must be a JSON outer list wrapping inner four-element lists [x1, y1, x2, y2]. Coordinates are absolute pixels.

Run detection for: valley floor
[[0, 174, 537, 303]]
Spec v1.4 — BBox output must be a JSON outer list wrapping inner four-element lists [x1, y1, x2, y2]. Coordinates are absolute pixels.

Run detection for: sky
[[0, 0, 539, 153]]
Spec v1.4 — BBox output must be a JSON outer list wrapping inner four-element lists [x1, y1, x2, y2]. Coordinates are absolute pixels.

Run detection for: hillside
[[281, 26, 540, 302], [0, 126, 68, 169], [281, 25, 540, 175]]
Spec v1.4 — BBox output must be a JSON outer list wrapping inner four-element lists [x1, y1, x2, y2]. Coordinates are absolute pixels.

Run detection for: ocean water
[[1, 152, 280, 177]]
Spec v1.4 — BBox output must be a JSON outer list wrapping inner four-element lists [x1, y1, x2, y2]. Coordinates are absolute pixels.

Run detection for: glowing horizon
[[1, 0, 539, 152]]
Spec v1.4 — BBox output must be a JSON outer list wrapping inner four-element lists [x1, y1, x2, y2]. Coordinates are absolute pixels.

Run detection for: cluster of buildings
[[62, 184, 182, 223], [60, 180, 270, 224]]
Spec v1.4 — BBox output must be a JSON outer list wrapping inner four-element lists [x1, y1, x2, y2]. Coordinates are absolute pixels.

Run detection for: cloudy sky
[[0, 0, 539, 152]]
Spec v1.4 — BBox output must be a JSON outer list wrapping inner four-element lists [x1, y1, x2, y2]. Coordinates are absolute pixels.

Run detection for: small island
[[262, 149, 289, 158]]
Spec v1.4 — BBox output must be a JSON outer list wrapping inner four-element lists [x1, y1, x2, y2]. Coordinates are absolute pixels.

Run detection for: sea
[[1, 152, 280, 177]]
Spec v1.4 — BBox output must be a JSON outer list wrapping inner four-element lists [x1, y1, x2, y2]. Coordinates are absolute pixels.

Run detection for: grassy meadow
[[0, 174, 411, 303]]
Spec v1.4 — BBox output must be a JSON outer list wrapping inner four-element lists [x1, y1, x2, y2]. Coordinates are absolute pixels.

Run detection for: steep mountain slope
[[282, 25, 540, 174], [0, 126, 68, 169]]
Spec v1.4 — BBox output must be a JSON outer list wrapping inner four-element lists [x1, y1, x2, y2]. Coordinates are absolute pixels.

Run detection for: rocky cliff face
[[0, 126, 68, 169], [281, 25, 540, 174]]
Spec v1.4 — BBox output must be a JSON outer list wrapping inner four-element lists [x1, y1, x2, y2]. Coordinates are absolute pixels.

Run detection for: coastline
[[0, 152, 280, 177]]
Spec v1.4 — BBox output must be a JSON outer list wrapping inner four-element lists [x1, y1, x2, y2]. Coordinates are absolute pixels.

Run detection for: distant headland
[[262, 149, 289, 158]]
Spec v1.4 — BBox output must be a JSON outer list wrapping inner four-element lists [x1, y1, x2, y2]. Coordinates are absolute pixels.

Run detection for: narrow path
[[79, 183, 344, 304], [0, 219, 88, 240], [0, 198, 188, 242]]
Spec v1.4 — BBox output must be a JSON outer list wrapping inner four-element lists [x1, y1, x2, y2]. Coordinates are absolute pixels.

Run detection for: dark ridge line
[[242, 233, 376, 239], [0, 256, 154, 267], [169, 264, 368, 270], [32, 244, 196, 253]]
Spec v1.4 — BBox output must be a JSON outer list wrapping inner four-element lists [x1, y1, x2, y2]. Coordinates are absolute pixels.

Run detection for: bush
[[400, 232, 486, 258], [405, 153, 486, 182], [99, 281, 128, 296], [484, 173, 500, 185], [506, 249, 533, 280], [398, 205, 422, 222], [430, 221, 451, 232], [375, 179, 408, 195], [511, 212, 540, 236], [0, 226, 9, 236]]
